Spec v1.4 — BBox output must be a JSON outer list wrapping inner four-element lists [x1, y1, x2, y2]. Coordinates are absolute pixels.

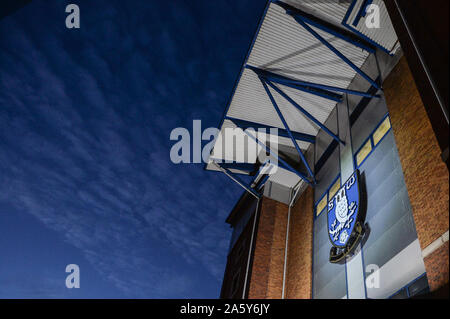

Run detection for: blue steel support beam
[[256, 173, 270, 191], [214, 162, 261, 199], [251, 160, 272, 190], [246, 66, 342, 102], [259, 78, 316, 183], [225, 116, 315, 144], [265, 80, 345, 146], [352, 0, 373, 27], [250, 168, 265, 187], [341, 0, 392, 56], [234, 123, 313, 187], [270, 80, 343, 102], [292, 16, 381, 90], [274, 1, 375, 53], [246, 65, 380, 98]]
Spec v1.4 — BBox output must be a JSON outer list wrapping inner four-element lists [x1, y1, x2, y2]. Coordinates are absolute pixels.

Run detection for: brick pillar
[[247, 196, 289, 299], [383, 56, 449, 291], [285, 186, 314, 298]]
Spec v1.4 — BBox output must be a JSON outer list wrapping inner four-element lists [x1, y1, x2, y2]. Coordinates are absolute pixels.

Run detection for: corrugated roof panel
[[208, 118, 310, 164], [284, 0, 351, 26], [247, 5, 368, 88], [344, 0, 398, 53], [206, 1, 373, 171], [226, 71, 335, 137]]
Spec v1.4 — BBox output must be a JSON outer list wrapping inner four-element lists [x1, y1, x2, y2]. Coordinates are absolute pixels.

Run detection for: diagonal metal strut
[[213, 162, 261, 199], [292, 15, 381, 90], [259, 77, 316, 183], [228, 118, 313, 186], [265, 80, 345, 146], [246, 65, 380, 99]]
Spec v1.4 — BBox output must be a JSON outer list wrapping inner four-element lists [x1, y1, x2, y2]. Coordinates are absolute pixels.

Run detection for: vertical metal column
[[242, 197, 261, 298], [338, 94, 367, 299]]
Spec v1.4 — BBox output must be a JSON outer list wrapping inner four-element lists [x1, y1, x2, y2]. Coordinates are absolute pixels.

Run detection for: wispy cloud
[[0, 0, 266, 298]]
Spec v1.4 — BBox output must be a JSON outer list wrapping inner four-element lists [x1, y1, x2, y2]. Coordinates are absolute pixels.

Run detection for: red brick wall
[[223, 55, 448, 299], [245, 189, 314, 299], [285, 186, 314, 298], [247, 197, 289, 299], [424, 242, 449, 291], [383, 56, 449, 291]]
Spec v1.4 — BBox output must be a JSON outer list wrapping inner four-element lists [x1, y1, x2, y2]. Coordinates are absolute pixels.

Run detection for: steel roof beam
[[255, 173, 270, 190], [341, 0, 392, 55], [292, 15, 381, 90], [271, 80, 343, 102], [230, 119, 313, 186], [225, 116, 316, 144], [352, 0, 373, 27], [246, 65, 380, 99], [246, 66, 343, 102], [274, 1, 376, 53], [250, 162, 269, 188], [265, 80, 345, 146], [213, 162, 261, 199], [260, 77, 316, 183]]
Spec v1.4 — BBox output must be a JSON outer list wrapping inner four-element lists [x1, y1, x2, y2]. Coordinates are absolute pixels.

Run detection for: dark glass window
[[389, 275, 430, 299], [408, 275, 429, 297], [390, 288, 408, 299]]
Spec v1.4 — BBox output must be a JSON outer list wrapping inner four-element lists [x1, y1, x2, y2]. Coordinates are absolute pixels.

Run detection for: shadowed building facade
[[213, 0, 448, 299]]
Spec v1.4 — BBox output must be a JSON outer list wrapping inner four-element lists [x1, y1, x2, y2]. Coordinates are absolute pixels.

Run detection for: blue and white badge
[[327, 170, 361, 248]]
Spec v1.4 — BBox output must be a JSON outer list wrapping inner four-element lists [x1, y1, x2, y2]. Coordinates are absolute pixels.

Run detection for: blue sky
[[0, 0, 267, 298]]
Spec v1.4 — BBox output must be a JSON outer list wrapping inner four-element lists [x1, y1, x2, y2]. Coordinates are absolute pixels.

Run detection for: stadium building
[[205, 0, 448, 299]]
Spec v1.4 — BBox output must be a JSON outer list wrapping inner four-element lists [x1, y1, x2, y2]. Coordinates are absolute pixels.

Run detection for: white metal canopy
[[205, 0, 398, 195]]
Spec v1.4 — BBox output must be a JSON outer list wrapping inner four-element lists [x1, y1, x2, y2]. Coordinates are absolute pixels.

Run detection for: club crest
[[327, 170, 361, 248]]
